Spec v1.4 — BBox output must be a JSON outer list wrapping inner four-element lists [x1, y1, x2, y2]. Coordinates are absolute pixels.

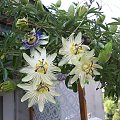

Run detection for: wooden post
[[29, 107, 34, 120], [78, 82, 88, 120]]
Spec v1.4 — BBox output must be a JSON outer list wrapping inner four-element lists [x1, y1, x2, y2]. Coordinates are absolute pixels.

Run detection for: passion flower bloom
[[17, 80, 59, 112], [69, 50, 102, 87], [21, 28, 48, 49], [58, 32, 90, 66], [20, 47, 61, 85]]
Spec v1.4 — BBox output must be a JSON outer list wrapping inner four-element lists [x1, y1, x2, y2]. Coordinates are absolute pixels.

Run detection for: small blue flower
[[57, 73, 68, 81], [21, 28, 48, 49]]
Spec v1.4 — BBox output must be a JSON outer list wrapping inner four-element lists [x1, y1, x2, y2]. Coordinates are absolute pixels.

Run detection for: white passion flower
[[17, 80, 59, 112], [58, 32, 90, 66], [69, 50, 103, 87], [20, 47, 61, 85]]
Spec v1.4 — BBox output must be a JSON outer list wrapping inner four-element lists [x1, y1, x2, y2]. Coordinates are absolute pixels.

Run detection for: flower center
[[35, 59, 48, 74], [27, 34, 37, 45], [70, 43, 84, 55], [36, 82, 49, 94], [82, 62, 95, 75]]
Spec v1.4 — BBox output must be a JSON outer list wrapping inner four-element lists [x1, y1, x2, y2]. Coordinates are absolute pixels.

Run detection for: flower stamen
[[36, 82, 50, 94], [82, 61, 94, 75], [70, 43, 84, 55], [35, 59, 48, 74]]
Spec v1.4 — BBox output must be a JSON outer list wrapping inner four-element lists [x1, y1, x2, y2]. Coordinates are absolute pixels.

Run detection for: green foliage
[[98, 31, 120, 100], [112, 110, 120, 120], [0, 0, 120, 94], [67, 4, 75, 18], [104, 98, 116, 115], [118, 99, 120, 109], [0, 80, 16, 92], [98, 42, 112, 63], [55, 0, 61, 8]]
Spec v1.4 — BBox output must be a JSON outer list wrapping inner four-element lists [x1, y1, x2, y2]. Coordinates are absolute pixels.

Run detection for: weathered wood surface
[[78, 83, 88, 120], [0, 96, 3, 120], [0, 90, 30, 120], [14, 89, 29, 120]]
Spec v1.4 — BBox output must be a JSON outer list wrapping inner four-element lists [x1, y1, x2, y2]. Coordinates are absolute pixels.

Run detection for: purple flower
[[21, 28, 48, 49], [57, 73, 68, 81]]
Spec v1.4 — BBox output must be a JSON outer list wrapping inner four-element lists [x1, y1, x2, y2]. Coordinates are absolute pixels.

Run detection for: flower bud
[[78, 5, 88, 17], [21, 0, 29, 5], [0, 81, 16, 92], [67, 4, 75, 18], [16, 17, 28, 29], [97, 15, 105, 24], [36, 0, 44, 11], [55, 0, 61, 7]]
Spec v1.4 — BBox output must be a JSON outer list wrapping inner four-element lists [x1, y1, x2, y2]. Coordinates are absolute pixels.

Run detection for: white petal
[[87, 75, 95, 84], [93, 70, 100, 75], [47, 53, 57, 64], [20, 46, 26, 50], [20, 66, 34, 74], [30, 49, 40, 60], [38, 100, 45, 112], [62, 37, 66, 44], [17, 83, 31, 90], [45, 93, 56, 104], [36, 47, 42, 52], [41, 47, 46, 60], [58, 55, 71, 66], [31, 28, 35, 33], [28, 95, 37, 107], [79, 72, 86, 82], [69, 68, 76, 75], [95, 64, 103, 69], [33, 74, 41, 88], [22, 74, 34, 82], [69, 33, 74, 43], [75, 32, 82, 43], [80, 79, 85, 88], [70, 75, 78, 84], [49, 65, 61, 72], [40, 35, 49, 39], [21, 92, 34, 102], [40, 40, 48, 45], [46, 72, 57, 80], [82, 45, 90, 50], [30, 48, 34, 57], [87, 49, 95, 58], [50, 90, 60, 96], [41, 74, 53, 85], [71, 59, 80, 65], [23, 53, 35, 67]]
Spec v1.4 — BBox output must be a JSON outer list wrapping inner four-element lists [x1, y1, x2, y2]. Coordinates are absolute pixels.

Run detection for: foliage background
[[0, 0, 120, 100]]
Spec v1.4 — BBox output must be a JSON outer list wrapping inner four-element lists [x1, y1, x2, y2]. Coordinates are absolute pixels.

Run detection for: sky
[[41, 0, 120, 23]]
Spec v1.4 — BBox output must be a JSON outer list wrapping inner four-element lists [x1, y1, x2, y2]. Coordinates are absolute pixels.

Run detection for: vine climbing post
[[78, 82, 88, 120], [29, 107, 34, 120]]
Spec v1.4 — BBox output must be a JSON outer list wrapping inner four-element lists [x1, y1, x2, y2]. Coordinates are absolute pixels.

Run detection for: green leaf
[[20, 0, 29, 5], [72, 82, 78, 92], [55, 0, 61, 7], [98, 42, 112, 63], [3, 68, 8, 81], [109, 25, 118, 33], [65, 76, 72, 89], [35, 0, 44, 11], [97, 15, 105, 24], [67, 4, 75, 18], [97, 23, 108, 31], [108, 22, 120, 25], [78, 5, 88, 18]]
